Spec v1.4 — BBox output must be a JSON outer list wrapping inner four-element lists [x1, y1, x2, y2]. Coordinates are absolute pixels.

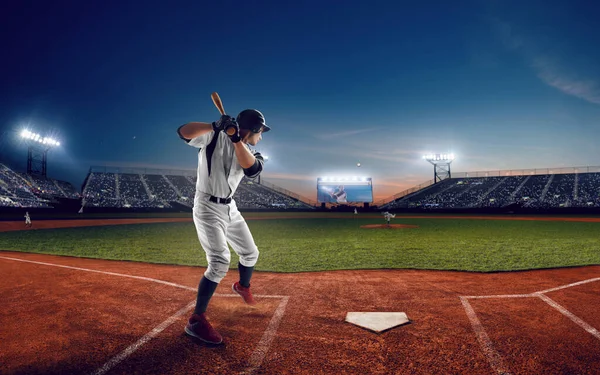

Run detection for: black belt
[[209, 196, 232, 204]]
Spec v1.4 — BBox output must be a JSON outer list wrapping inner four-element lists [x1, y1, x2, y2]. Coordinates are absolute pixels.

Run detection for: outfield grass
[[0, 217, 598, 272]]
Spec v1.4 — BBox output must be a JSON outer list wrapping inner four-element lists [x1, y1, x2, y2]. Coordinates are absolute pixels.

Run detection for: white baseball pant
[[193, 192, 259, 284]]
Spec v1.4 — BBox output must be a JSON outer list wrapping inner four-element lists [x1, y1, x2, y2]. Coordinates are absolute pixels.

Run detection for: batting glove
[[212, 115, 234, 132], [227, 122, 241, 143]]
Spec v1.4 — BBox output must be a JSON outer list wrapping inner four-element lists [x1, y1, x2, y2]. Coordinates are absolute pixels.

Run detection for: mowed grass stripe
[[0, 218, 598, 272]]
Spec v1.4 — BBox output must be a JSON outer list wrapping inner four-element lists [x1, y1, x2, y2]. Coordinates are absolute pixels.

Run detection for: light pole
[[20, 129, 61, 177], [423, 153, 455, 184]]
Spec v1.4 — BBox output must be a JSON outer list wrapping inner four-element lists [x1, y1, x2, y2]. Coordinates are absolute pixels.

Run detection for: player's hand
[[212, 115, 234, 132], [226, 121, 241, 143]]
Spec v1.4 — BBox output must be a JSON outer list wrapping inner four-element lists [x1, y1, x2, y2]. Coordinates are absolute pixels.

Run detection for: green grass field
[[1, 216, 599, 272]]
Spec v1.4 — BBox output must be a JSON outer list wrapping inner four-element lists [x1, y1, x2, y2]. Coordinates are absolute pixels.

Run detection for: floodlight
[[424, 152, 454, 183]]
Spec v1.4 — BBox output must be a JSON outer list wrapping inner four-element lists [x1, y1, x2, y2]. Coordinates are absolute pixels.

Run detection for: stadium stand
[[382, 170, 600, 211], [533, 173, 575, 208], [236, 179, 313, 209], [82, 172, 119, 207], [481, 175, 528, 208], [4, 161, 598, 213], [573, 172, 600, 207], [80, 167, 316, 211], [512, 174, 551, 207], [0, 163, 81, 208]]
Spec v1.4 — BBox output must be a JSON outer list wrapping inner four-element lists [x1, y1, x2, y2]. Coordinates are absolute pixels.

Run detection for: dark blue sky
[[1, 0, 599, 201]]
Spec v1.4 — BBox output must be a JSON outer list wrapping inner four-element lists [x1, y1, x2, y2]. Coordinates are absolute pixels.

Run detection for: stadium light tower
[[20, 129, 61, 177], [423, 153, 455, 184]]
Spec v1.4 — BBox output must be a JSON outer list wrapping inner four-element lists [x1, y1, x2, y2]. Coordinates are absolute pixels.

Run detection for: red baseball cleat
[[185, 313, 223, 344], [232, 281, 257, 305]]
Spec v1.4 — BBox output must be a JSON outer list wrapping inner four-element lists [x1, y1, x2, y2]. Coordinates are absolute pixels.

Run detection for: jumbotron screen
[[317, 177, 373, 203]]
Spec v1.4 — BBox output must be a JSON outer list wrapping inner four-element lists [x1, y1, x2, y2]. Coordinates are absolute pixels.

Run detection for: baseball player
[[382, 211, 395, 226], [24, 211, 32, 228], [177, 108, 270, 345], [329, 185, 347, 204]]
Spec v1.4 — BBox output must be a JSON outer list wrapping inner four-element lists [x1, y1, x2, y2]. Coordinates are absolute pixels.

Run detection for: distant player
[[24, 211, 32, 228], [382, 211, 395, 226], [354, 207, 358, 216], [329, 185, 347, 204], [177, 108, 270, 345]]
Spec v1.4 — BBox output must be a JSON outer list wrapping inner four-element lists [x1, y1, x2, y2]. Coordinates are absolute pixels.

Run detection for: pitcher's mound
[[360, 224, 419, 229]]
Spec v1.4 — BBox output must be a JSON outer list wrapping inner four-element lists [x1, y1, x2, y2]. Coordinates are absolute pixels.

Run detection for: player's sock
[[193, 276, 218, 315], [238, 263, 254, 288]]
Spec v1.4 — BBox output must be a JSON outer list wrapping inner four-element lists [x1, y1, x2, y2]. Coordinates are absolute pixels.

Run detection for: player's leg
[[192, 204, 231, 313], [227, 203, 259, 305], [185, 203, 230, 344]]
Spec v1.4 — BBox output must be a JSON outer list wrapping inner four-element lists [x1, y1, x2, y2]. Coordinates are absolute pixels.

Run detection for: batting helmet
[[236, 109, 271, 133]]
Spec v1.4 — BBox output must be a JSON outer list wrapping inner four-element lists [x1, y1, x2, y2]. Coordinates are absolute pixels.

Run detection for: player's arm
[[177, 122, 213, 142], [234, 144, 264, 178], [178, 114, 234, 142]]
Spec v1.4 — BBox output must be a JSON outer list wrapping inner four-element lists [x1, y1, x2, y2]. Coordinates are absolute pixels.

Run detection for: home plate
[[345, 312, 410, 333]]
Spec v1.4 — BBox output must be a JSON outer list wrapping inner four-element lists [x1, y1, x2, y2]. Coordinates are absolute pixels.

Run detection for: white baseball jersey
[[180, 128, 263, 284], [185, 130, 262, 198]]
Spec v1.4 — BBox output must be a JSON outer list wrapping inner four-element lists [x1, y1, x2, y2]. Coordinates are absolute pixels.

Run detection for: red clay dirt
[[1, 216, 600, 374], [360, 224, 420, 229]]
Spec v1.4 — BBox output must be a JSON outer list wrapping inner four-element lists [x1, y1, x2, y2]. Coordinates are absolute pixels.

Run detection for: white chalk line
[[91, 300, 196, 375], [461, 276, 600, 374], [0, 255, 197, 291], [0, 255, 286, 299], [241, 296, 290, 375], [462, 294, 535, 299], [0, 255, 289, 374], [460, 297, 512, 375], [535, 293, 600, 341], [537, 276, 600, 294]]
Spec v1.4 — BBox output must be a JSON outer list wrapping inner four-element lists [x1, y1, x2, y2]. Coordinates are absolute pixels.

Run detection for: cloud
[[492, 19, 600, 106], [531, 57, 600, 105], [313, 127, 385, 140]]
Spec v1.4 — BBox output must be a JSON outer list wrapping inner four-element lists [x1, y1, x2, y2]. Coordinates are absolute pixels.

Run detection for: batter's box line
[[0, 256, 290, 375], [460, 276, 600, 375]]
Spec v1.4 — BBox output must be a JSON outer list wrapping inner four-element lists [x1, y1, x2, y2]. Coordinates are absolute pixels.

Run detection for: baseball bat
[[211, 92, 226, 115], [211, 92, 237, 135]]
